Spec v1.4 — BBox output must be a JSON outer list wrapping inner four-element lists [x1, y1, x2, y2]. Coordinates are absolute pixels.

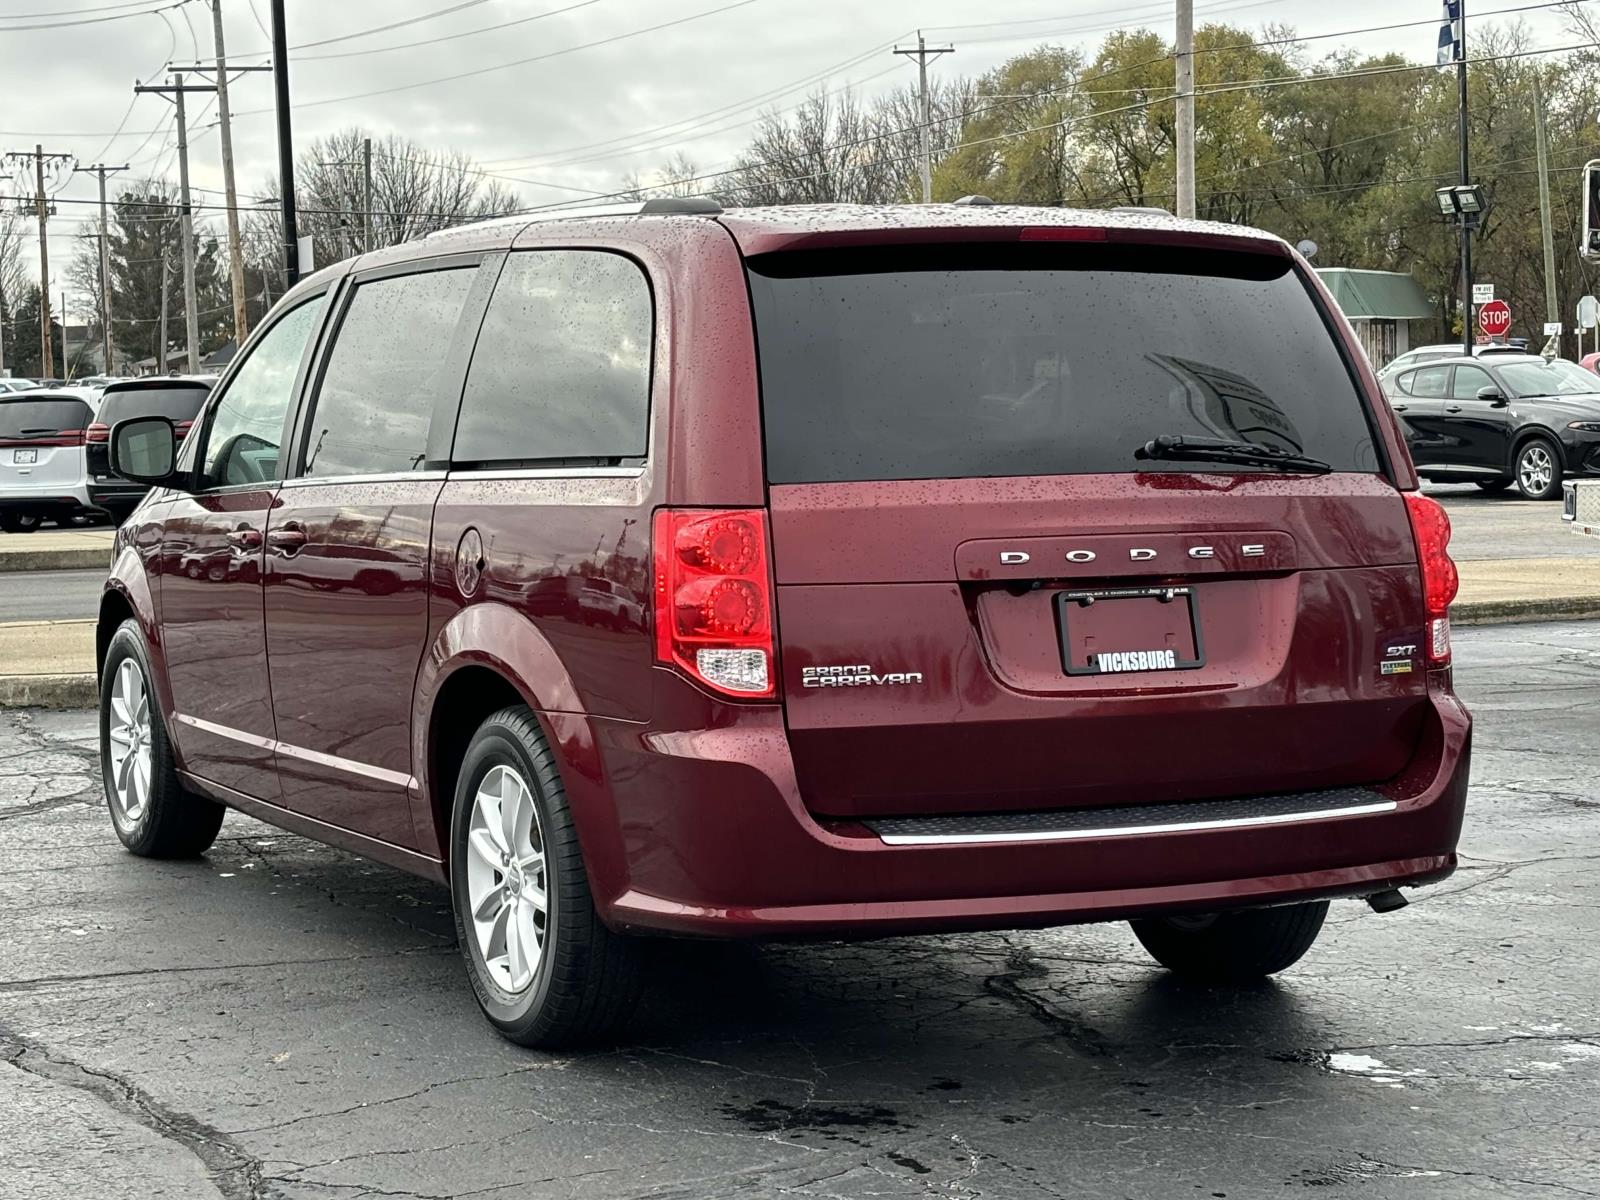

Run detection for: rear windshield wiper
[[1135, 435, 1332, 475]]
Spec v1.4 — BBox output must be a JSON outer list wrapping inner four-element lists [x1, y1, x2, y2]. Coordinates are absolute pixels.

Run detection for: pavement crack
[[0, 1032, 265, 1200], [0, 947, 454, 995], [227, 1063, 568, 1135], [980, 944, 1114, 1055]]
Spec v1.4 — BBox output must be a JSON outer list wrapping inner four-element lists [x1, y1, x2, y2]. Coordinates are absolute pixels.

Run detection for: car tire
[[100, 619, 225, 858], [449, 705, 645, 1048], [1514, 436, 1564, 500], [1473, 479, 1513, 494], [1128, 901, 1329, 982], [0, 512, 41, 534]]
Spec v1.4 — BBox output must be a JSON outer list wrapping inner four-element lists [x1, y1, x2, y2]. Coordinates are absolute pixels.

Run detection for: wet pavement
[[1, 622, 1597, 1199]]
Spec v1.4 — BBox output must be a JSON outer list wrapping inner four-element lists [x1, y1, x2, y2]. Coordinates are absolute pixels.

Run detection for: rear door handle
[[225, 525, 261, 551], [267, 523, 307, 554], [1392, 403, 1408, 412], [1445, 405, 1464, 413]]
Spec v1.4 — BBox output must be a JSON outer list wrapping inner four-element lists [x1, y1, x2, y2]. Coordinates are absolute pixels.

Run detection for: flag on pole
[[1437, 0, 1463, 66]]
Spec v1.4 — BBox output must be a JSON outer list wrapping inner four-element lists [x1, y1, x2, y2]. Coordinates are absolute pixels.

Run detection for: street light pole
[[271, 0, 300, 288], [1457, 0, 1474, 357]]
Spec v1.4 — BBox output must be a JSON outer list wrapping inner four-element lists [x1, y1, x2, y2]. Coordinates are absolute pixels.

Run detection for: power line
[[479, 35, 911, 169], [0, 0, 192, 33], [229, 0, 767, 116], [506, 62, 909, 175], [286, 0, 611, 63], [228, 0, 497, 58], [0, 0, 171, 18]]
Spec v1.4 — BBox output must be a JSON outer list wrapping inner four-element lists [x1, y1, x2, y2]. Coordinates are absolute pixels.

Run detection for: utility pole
[[78, 164, 127, 374], [1533, 74, 1559, 340], [169, 3, 270, 348], [893, 32, 953, 204], [135, 75, 219, 373], [34, 150, 51, 378], [1175, 0, 1196, 218], [4, 146, 75, 378], [362, 136, 374, 252], [213, 0, 247, 347], [271, 0, 300, 288]]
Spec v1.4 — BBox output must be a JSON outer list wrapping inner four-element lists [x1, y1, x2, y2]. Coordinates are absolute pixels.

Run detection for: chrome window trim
[[444, 466, 646, 481], [175, 713, 415, 790], [279, 469, 449, 488], [873, 800, 1398, 846]]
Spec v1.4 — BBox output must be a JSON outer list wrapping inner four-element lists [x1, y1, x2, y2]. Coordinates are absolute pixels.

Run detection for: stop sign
[[1479, 299, 1512, 338]]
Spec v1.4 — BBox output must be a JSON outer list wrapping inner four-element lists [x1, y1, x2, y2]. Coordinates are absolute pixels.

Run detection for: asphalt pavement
[[0, 569, 106, 622], [1421, 483, 1596, 559], [2, 622, 1597, 1198]]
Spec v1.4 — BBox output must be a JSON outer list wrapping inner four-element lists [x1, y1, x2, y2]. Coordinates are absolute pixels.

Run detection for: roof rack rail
[[425, 196, 722, 239], [1113, 205, 1172, 216], [952, 194, 997, 206]]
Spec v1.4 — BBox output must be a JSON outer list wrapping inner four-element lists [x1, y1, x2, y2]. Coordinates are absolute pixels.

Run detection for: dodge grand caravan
[[98, 200, 1471, 1047]]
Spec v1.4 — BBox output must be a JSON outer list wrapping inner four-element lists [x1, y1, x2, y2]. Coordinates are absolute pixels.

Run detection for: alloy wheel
[[464, 764, 549, 994], [107, 658, 153, 823], [1519, 444, 1555, 496]]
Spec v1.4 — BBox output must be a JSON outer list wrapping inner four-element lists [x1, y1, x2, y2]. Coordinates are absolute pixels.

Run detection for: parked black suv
[[1382, 354, 1600, 499], [87, 377, 213, 520]]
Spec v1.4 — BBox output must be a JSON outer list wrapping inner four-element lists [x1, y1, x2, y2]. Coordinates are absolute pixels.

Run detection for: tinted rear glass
[[747, 245, 1379, 483], [98, 384, 211, 424], [0, 398, 93, 437]]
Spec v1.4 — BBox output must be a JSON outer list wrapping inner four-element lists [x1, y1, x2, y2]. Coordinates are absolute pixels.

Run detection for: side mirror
[[1476, 385, 1508, 406], [109, 416, 182, 487]]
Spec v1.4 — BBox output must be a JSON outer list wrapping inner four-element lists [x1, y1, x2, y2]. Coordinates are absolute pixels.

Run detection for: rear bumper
[[87, 477, 148, 512], [578, 681, 1471, 938], [0, 483, 92, 513]]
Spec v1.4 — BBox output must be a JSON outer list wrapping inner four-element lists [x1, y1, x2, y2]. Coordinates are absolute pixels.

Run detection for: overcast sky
[[0, 0, 1582, 296]]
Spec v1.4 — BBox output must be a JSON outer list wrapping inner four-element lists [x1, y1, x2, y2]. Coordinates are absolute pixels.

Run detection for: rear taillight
[[1404, 492, 1459, 664], [174, 420, 193, 439], [652, 508, 776, 698], [85, 422, 109, 444]]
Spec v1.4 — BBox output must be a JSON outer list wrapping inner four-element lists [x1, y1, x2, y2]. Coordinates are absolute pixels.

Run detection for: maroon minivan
[[98, 200, 1470, 1047]]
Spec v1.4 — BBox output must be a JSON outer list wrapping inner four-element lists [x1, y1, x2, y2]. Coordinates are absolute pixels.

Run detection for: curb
[[0, 549, 110, 573], [0, 673, 97, 709], [1454, 596, 1600, 625]]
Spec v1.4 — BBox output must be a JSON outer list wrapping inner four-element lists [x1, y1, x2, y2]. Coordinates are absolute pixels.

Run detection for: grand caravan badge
[[802, 664, 925, 688]]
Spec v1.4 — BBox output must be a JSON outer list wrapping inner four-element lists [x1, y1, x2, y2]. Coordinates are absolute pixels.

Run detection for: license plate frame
[[12, 449, 36, 464], [1055, 585, 1205, 676]]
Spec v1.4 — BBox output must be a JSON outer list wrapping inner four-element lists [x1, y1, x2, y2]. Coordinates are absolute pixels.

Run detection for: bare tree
[[248, 129, 521, 283], [621, 152, 704, 201], [0, 211, 29, 372], [716, 88, 903, 206]]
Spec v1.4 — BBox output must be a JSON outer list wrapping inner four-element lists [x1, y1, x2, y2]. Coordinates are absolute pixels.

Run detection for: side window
[[1452, 364, 1494, 399], [454, 250, 652, 466], [200, 297, 324, 489], [301, 267, 477, 479], [1392, 371, 1415, 396], [1409, 365, 1450, 399]]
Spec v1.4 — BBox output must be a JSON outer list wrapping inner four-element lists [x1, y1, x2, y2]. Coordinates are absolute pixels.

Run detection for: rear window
[[97, 384, 211, 424], [1499, 359, 1600, 397], [0, 398, 93, 438], [747, 244, 1379, 483]]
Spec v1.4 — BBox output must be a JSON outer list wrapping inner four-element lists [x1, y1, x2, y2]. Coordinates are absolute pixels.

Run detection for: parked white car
[[0, 387, 99, 532], [1376, 342, 1528, 382]]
